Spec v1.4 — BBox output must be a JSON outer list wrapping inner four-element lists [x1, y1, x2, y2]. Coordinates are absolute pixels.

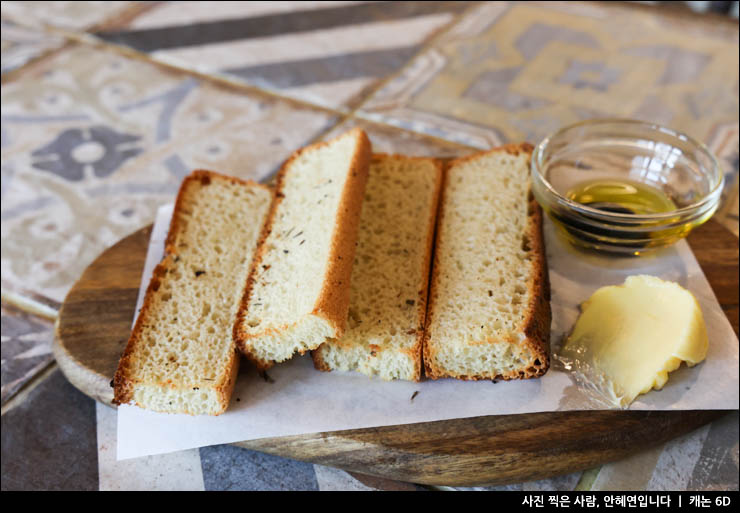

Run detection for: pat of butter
[[561, 275, 708, 407]]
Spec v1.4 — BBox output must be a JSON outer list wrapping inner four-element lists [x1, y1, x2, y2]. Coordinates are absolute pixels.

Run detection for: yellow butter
[[561, 275, 708, 407]]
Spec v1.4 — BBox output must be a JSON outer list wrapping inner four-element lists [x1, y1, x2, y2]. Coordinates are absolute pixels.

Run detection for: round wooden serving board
[[53, 220, 738, 486]]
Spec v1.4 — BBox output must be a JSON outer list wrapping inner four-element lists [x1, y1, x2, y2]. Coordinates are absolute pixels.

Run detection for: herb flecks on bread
[[423, 144, 551, 380], [312, 154, 443, 381], [113, 171, 272, 415], [234, 128, 372, 369]]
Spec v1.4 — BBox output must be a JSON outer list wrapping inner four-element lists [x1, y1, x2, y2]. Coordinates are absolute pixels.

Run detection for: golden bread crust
[[310, 153, 443, 382], [311, 129, 372, 335], [113, 170, 269, 414], [422, 143, 551, 381], [233, 128, 371, 369]]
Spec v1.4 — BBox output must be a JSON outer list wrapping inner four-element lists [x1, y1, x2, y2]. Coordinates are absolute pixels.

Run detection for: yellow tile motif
[[405, 3, 739, 143]]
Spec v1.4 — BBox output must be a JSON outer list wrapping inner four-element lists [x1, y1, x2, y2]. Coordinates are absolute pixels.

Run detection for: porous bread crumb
[[312, 154, 443, 381], [423, 145, 550, 380], [113, 171, 272, 415], [234, 128, 371, 369]]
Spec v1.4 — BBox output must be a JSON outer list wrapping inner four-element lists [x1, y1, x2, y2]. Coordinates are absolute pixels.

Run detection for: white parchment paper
[[117, 204, 739, 459]]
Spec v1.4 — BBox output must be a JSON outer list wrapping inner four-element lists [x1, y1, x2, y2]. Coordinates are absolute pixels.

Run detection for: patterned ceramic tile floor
[[1, 0, 738, 491], [1, 43, 336, 304], [1, 18, 66, 75], [1, 303, 54, 405], [1, 1, 137, 31], [358, 1, 740, 197], [93, 1, 475, 110], [1, 369, 98, 491]]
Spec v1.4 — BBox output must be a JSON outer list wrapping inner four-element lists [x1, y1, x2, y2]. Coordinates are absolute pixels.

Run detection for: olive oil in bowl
[[565, 179, 677, 216], [530, 120, 724, 255], [546, 178, 700, 254]]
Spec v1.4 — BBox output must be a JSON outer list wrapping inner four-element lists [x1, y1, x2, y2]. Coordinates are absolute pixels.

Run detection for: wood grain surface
[[53, 219, 738, 486]]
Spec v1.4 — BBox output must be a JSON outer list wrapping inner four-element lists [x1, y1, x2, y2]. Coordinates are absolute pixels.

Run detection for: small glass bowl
[[530, 119, 724, 255]]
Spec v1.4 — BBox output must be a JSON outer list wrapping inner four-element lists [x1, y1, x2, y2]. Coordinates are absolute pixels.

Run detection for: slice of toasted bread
[[312, 154, 443, 381], [423, 144, 551, 380], [113, 171, 272, 415], [234, 128, 372, 369]]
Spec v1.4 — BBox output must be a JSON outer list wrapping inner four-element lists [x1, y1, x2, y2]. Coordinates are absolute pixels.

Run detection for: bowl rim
[[531, 118, 725, 221]]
